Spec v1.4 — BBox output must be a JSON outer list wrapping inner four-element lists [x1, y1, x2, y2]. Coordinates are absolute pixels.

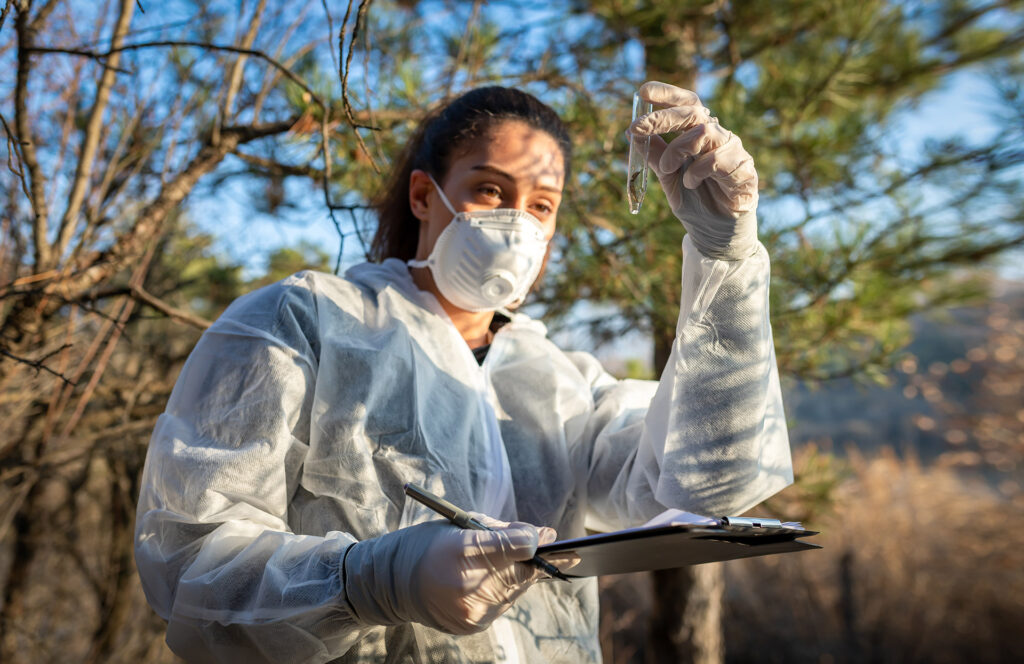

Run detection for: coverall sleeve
[[133, 279, 365, 664], [575, 235, 793, 532]]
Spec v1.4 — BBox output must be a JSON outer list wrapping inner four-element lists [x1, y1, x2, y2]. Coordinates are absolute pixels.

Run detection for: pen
[[403, 482, 571, 583]]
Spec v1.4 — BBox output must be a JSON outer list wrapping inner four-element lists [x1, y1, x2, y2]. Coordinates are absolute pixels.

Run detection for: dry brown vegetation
[[599, 447, 1024, 664]]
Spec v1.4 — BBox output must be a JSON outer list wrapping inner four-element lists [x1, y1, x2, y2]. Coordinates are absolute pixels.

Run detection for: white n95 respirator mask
[[407, 175, 550, 312]]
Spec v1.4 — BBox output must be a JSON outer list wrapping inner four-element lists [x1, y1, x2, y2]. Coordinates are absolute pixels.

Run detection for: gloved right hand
[[343, 514, 556, 635]]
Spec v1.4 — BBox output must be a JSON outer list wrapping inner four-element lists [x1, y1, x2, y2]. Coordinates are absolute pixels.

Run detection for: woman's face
[[409, 120, 565, 262]]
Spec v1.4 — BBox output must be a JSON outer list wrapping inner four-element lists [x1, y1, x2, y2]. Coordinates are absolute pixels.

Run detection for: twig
[[42, 298, 124, 442], [217, 0, 266, 144], [15, 8, 53, 269], [58, 245, 157, 439], [129, 283, 212, 329], [446, 0, 482, 98], [338, 0, 380, 172], [320, 0, 340, 78], [231, 149, 325, 178], [0, 343, 76, 386], [328, 206, 345, 274], [346, 206, 369, 261], [0, 0, 13, 37], [55, 0, 137, 263], [0, 112, 30, 197], [28, 41, 330, 119]]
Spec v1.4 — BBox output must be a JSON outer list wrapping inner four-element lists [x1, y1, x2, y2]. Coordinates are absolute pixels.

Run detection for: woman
[[134, 82, 793, 663]]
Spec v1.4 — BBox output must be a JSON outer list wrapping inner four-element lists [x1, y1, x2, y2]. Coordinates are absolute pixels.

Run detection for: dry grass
[[725, 448, 1024, 663], [599, 448, 1024, 663]]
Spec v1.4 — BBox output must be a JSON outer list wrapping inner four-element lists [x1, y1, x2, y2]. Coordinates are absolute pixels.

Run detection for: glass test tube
[[627, 92, 654, 215]]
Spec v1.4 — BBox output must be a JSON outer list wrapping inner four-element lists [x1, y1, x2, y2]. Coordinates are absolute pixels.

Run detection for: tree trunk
[[645, 326, 725, 664], [647, 565, 724, 664], [1, 480, 43, 663]]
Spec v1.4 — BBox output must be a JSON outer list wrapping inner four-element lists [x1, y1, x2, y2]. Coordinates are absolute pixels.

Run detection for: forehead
[[449, 120, 565, 190]]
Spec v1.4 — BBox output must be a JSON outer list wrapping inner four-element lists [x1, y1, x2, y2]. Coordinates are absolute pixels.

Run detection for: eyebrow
[[469, 164, 563, 195]]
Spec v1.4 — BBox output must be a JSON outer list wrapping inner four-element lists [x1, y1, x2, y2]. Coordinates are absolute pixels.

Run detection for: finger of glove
[[692, 152, 757, 202], [701, 177, 756, 217], [710, 162, 759, 214], [637, 80, 702, 108], [681, 134, 753, 191], [630, 103, 711, 137], [644, 134, 670, 178], [468, 511, 511, 530], [657, 123, 733, 177], [537, 526, 557, 546], [468, 522, 540, 562], [539, 551, 582, 571]]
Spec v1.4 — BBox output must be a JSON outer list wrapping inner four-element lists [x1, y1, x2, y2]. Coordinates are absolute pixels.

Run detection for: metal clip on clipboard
[[721, 516, 783, 528]]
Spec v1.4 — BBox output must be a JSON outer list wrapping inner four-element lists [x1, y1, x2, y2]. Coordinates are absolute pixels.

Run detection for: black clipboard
[[536, 520, 820, 578]]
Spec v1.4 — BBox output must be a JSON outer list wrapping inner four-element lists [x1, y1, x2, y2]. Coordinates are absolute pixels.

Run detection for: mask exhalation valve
[[481, 270, 516, 301]]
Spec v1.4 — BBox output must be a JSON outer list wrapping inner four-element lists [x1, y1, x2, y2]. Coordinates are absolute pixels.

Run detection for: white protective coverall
[[134, 233, 793, 663]]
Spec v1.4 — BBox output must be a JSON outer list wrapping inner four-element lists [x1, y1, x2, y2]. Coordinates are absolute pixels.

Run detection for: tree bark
[[647, 565, 724, 664]]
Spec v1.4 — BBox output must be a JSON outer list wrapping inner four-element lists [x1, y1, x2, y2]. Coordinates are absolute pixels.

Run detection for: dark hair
[[369, 86, 572, 262]]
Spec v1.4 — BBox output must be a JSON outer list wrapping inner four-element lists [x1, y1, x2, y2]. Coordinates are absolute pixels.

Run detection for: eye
[[530, 201, 554, 216], [477, 184, 502, 199]]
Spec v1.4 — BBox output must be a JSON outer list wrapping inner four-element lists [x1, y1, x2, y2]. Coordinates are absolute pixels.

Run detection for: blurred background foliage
[[1, 0, 1022, 662]]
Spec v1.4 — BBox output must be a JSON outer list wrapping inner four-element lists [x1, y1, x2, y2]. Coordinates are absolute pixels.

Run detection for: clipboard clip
[[720, 516, 784, 529]]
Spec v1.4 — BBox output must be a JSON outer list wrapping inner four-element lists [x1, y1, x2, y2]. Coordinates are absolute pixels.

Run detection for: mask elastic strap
[[427, 173, 458, 216], [408, 174, 457, 269]]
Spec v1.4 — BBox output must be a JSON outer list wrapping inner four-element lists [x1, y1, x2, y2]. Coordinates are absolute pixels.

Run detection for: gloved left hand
[[629, 80, 760, 261]]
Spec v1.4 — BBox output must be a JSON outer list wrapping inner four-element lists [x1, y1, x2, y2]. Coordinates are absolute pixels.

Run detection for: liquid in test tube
[[627, 92, 653, 214]]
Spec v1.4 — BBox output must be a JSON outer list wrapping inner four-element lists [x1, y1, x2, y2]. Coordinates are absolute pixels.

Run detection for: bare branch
[[46, 56, 87, 214], [58, 245, 157, 439], [0, 0, 13, 39], [129, 283, 211, 329], [55, 0, 137, 264], [86, 100, 146, 225], [15, 7, 52, 269], [338, 0, 380, 172], [28, 0, 61, 31], [0, 343, 75, 386], [28, 41, 330, 118], [57, 118, 298, 298], [251, 10, 314, 122], [218, 0, 266, 141], [42, 298, 125, 442], [231, 149, 325, 178], [445, 0, 482, 98], [0, 112, 30, 198], [320, 0, 340, 79]]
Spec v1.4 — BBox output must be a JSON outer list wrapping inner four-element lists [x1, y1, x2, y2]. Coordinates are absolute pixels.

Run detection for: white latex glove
[[630, 80, 760, 261], [343, 513, 559, 635]]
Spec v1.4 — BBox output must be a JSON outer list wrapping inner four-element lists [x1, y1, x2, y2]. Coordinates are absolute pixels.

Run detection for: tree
[[0, 2, 357, 660]]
